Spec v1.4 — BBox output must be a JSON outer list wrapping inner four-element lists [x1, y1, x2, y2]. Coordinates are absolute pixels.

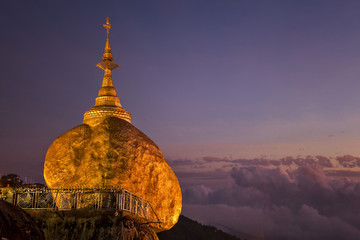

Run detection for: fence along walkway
[[0, 187, 160, 223]]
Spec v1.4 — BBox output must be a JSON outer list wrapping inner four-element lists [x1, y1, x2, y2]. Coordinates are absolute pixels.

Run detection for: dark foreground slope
[[0, 200, 44, 240], [157, 215, 242, 240]]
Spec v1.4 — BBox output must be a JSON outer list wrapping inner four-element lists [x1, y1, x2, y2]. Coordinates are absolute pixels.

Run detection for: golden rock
[[43, 17, 182, 231]]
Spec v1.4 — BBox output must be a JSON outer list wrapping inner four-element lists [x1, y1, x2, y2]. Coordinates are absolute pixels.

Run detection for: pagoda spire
[[96, 17, 119, 97], [83, 17, 131, 126]]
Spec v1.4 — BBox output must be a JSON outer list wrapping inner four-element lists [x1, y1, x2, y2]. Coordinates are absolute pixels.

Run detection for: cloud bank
[[180, 159, 360, 240]]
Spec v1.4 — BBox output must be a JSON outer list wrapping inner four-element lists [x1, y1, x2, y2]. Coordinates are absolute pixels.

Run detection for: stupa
[[43, 18, 182, 231]]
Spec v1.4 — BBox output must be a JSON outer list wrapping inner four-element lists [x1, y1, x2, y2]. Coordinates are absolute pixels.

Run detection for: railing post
[[117, 190, 121, 210], [77, 192, 80, 209], [141, 198, 144, 217], [129, 193, 132, 213], [121, 190, 124, 210], [100, 191, 103, 209], [145, 201, 149, 221], [33, 191, 38, 208], [122, 191, 127, 210]]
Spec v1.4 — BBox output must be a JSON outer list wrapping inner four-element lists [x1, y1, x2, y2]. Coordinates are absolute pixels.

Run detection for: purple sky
[[2, 1, 360, 239]]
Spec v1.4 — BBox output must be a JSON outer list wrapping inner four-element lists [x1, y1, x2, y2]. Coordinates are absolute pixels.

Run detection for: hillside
[[157, 215, 242, 240]]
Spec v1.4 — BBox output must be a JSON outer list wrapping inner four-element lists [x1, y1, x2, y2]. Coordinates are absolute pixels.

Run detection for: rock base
[[27, 209, 158, 240]]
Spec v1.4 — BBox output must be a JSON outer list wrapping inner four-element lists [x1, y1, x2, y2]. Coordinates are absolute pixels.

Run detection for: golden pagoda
[[43, 18, 182, 231]]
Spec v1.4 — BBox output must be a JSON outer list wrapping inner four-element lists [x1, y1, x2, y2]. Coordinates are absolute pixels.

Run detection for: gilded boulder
[[44, 117, 182, 231]]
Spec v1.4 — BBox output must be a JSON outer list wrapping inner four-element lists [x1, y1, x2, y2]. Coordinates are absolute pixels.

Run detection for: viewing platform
[[0, 187, 161, 225]]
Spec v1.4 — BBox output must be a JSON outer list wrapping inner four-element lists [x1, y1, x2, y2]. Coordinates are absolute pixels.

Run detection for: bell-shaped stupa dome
[[43, 18, 182, 231]]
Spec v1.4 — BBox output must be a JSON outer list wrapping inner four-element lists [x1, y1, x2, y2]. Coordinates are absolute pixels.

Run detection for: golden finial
[[103, 17, 111, 34], [97, 17, 118, 65]]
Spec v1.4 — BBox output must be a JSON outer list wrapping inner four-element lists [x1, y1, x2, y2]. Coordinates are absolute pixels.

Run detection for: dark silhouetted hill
[[157, 215, 242, 240]]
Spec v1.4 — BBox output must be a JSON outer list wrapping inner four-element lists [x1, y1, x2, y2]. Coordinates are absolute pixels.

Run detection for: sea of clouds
[[171, 156, 360, 240]]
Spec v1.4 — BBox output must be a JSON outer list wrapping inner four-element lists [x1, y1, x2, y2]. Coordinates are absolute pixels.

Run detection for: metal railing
[[0, 187, 159, 223]]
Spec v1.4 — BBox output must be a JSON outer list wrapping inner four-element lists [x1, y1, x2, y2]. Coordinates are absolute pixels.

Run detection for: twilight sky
[[2, 1, 360, 239]]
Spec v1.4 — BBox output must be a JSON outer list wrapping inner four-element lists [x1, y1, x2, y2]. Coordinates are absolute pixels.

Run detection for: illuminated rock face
[[43, 18, 182, 231], [44, 117, 182, 231]]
